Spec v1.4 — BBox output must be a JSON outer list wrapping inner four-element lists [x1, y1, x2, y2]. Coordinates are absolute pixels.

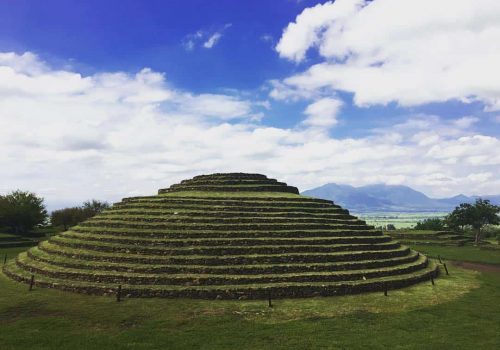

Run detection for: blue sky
[[0, 0, 499, 209], [0, 1, 303, 90], [3, 0, 496, 134]]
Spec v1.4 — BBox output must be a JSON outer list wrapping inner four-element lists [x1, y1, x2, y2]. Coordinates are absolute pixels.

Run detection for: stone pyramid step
[[3, 172, 437, 299]]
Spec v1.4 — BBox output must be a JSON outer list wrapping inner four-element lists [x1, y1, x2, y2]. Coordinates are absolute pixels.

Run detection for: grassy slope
[[2, 241, 500, 349], [0, 247, 29, 258], [409, 244, 500, 265], [0, 260, 499, 350], [388, 229, 440, 235]]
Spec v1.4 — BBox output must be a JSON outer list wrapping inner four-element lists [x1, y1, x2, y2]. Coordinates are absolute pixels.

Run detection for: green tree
[[50, 207, 86, 231], [0, 190, 48, 234], [50, 199, 110, 231], [414, 217, 445, 231], [448, 199, 500, 245], [445, 203, 471, 231], [82, 199, 110, 217]]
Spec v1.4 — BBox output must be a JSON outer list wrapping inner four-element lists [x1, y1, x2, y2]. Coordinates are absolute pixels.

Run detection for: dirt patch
[[452, 261, 500, 274]]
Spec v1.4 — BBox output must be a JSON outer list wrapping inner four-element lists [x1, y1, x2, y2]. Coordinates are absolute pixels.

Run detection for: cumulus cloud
[[276, 0, 364, 62], [1, 51, 499, 211], [303, 97, 342, 129], [275, 0, 500, 110]]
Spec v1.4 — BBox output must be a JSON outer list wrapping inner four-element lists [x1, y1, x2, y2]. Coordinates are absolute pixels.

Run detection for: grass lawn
[[0, 247, 499, 349], [408, 244, 500, 265], [0, 247, 30, 259], [0, 233, 19, 239]]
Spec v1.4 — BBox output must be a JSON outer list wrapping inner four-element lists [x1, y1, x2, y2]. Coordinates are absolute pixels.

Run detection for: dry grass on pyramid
[[3, 173, 438, 299]]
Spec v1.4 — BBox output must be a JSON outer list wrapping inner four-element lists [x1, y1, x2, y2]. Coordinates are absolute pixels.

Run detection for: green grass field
[[1, 244, 499, 349], [357, 212, 447, 229], [408, 244, 500, 265], [0, 247, 30, 258], [1, 185, 498, 350]]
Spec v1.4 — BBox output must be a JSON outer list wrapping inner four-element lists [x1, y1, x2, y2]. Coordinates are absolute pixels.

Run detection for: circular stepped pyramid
[[3, 173, 438, 299]]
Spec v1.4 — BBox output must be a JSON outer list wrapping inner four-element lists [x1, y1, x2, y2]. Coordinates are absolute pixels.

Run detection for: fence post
[[438, 255, 442, 263], [29, 275, 35, 291], [116, 285, 122, 302], [430, 275, 435, 286], [384, 282, 388, 296], [268, 290, 273, 308], [443, 263, 449, 275], [3, 254, 6, 265]]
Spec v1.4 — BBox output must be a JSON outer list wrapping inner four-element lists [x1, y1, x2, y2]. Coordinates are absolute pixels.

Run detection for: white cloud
[[183, 24, 231, 50], [203, 33, 222, 49], [183, 40, 195, 51], [275, 0, 500, 110], [303, 97, 342, 128], [177, 93, 251, 119], [182, 30, 204, 51], [426, 135, 500, 166], [276, 0, 365, 62], [268, 79, 326, 101], [0, 52, 47, 74], [0, 51, 499, 211], [453, 116, 480, 129]]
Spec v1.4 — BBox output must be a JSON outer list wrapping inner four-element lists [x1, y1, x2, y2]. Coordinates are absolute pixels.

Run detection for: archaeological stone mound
[[3, 173, 438, 299]]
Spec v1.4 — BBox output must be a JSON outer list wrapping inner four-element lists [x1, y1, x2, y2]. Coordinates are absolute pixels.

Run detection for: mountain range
[[301, 183, 500, 213]]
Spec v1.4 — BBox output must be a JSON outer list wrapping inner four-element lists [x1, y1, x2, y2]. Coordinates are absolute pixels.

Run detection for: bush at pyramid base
[[3, 173, 438, 299]]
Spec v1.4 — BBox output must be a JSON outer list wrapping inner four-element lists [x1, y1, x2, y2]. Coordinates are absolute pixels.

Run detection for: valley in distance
[[302, 183, 500, 228]]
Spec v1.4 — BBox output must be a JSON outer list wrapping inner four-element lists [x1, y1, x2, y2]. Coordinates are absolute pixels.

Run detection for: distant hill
[[301, 183, 500, 212]]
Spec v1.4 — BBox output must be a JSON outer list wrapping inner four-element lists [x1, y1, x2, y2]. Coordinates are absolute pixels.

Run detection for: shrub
[[414, 218, 444, 231], [481, 225, 500, 239]]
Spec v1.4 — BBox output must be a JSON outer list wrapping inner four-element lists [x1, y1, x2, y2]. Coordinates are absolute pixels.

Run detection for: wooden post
[[430, 276, 435, 286], [443, 263, 449, 275], [29, 275, 35, 291], [267, 290, 273, 308], [384, 282, 388, 296], [3, 254, 6, 265], [116, 285, 122, 302], [438, 255, 442, 263]]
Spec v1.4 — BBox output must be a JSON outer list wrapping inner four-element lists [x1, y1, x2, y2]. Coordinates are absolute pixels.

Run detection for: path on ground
[[452, 261, 500, 274]]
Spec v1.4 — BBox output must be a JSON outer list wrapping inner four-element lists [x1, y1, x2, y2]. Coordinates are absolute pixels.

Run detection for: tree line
[[2, 190, 498, 245], [0, 190, 109, 235], [51, 199, 110, 231], [414, 198, 499, 244]]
